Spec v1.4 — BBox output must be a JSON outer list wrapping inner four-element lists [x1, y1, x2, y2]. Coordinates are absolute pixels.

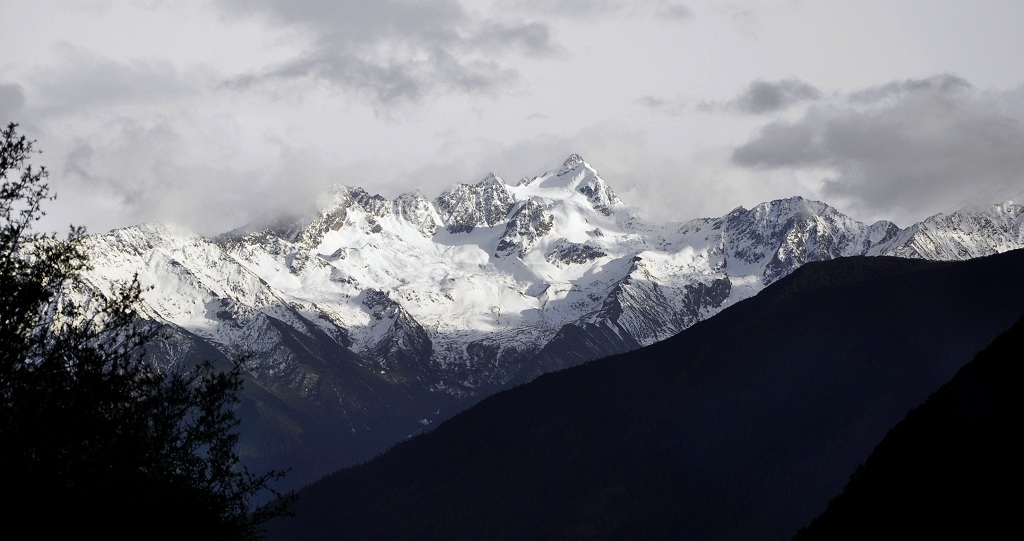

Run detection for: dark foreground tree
[[0, 123, 291, 539]]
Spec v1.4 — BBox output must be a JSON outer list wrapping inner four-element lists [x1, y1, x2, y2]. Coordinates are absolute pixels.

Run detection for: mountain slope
[[265, 249, 1024, 541], [793, 315, 1024, 540]]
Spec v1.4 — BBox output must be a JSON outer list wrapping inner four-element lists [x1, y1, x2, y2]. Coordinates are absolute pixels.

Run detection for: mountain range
[[72, 154, 1024, 490], [264, 249, 1024, 540]]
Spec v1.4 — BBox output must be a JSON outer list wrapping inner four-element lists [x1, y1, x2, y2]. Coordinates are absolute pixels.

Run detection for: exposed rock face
[[494, 199, 554, 258], [435, 174, 515, 233], [348, 187, 393, 218], [546, 241, 607, 266], [395, 191, 441, 237], [575, 174, 620, 214], [361, 289, 433, 378]]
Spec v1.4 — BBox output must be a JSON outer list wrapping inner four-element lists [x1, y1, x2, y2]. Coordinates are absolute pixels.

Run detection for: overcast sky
[[2, 0, 1024, 235]]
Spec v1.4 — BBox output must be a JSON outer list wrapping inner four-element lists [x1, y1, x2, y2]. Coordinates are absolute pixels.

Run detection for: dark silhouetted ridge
[[793, 314, 1024, 540]]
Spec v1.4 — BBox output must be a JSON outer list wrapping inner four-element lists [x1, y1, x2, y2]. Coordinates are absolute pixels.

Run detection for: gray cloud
[[472, 20, 557, 56], [500, 0, 627, 18], [28, 47, 199, 118], [848, 73, 973, 104], [655, 3, 693, 20], [637, 95, 688, 115], [732, 75, 1024, 225], [498, 0, 692, 21], [692, 78, 823, 115], [723, 5, 760, 38], [218, 0, 558, 105], [646, 78, 821, 117], [735, 79, 822, 114], [731, 119, 824, 166], [43, 116, 336, 236], [0, 83, 26, 123]]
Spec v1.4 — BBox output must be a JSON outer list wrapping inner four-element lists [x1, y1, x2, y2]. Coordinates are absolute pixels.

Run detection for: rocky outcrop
[[435, 174, 515, 233], [395, 191, 442, 237], [361, 289, 434, 378], [494, 199, 554, 258], [546, 240, 607, 266]]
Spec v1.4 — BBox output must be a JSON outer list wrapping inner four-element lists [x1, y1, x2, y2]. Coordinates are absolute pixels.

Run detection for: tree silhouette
[[0, 123, 291, 539]]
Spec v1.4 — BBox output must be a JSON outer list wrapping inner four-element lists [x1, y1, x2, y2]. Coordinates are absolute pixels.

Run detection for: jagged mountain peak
[[724, 196, 880, 238], [395, 189, 429, 202], [871, 199, 1024, 259], [213, 184, 360, 244], [928, 199, 1022, 223], [515, 155, 621, 214], [216, 211, 315, 245], [559, 153, 586, 172], [479, 172, 506, 186], [515, 154, 593, 188], [554, 153, 594, 181], [110, 221, 194, 241], [395, 191, 442, 237], [220, 184, 439, 248], [435, 174, 515, 233], [730, 195, 831, 219]]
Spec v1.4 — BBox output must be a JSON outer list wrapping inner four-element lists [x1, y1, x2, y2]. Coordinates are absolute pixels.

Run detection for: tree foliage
[[0, 123, 291, 539]]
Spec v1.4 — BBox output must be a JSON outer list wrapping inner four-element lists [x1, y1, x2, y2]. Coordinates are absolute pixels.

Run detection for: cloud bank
[[4, 2, 1024, 236], [732, 75, 1024, 224], [218, 0, 558, 105]]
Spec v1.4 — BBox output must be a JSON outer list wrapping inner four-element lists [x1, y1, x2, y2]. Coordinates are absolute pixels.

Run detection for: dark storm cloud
[[218, 0, 558, 105], [732, 75, 1024, 224], [735, 79, 822, 114]]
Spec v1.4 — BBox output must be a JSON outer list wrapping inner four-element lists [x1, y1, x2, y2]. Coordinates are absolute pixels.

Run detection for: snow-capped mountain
[[75, 154, 1024, 489]]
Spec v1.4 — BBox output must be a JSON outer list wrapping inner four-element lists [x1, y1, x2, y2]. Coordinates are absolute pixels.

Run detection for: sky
[[2, 0, 1024, 235]]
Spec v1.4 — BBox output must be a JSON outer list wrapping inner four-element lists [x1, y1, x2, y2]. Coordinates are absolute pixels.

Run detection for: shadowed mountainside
[[270, 249, 1024, 540], [793, 315, 1023, 540]]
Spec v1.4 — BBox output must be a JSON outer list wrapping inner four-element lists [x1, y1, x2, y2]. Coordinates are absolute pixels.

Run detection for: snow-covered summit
[[869, 200, 1024, 259], [71, 154, 1024, 493], [560, 153, 586, 172], [77, 150, 1024, 398]]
